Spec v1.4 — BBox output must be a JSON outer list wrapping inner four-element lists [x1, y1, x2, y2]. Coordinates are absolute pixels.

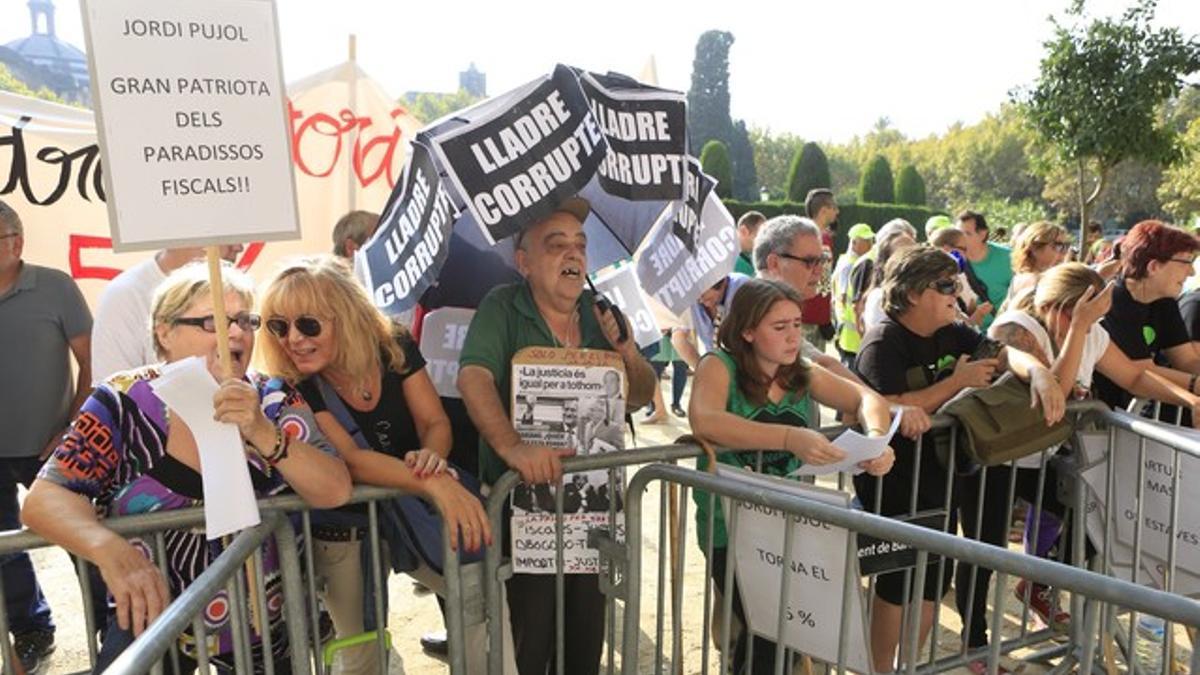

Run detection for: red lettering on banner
[[68, 234, 120, 280], [68, 234, 266, 281], [288, 101, 406, 189]]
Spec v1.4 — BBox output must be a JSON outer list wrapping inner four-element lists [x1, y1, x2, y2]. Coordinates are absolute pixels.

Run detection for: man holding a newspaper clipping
[[457, 197, 656, 675]]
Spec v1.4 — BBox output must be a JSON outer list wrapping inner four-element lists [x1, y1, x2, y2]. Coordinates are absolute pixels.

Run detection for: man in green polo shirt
[[457, 197, 655, 675]]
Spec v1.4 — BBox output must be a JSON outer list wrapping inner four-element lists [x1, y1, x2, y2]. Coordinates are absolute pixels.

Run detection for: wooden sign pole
[[206, 246, 234, 379]]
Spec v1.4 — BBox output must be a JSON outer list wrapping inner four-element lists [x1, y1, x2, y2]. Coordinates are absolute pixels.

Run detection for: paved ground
[[18, 381, 1194, 674]]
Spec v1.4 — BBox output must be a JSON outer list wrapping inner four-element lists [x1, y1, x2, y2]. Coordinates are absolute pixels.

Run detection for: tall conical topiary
[[859, 155, 895, 204], [700, 139, 733, 198], [785, 142, 831, 203], [894, 164, 926, 205]]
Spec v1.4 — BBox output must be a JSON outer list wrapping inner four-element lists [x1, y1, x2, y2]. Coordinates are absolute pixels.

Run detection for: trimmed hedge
[[785, 142, 832, 203], [700, 140, 733, 199], [722, 199, 947, 256], [894, 164, 927, 206], [859, 155, 895, 204]]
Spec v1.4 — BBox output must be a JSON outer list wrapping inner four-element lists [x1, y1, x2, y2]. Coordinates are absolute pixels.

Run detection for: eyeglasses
[[1168, 257, 1196, 266], [172, 313, 261, 333], [777, 252, 828, 269], [266, 315, 324, 339], [1038, 241, 1070, 253], [930, 278, 962, 296]]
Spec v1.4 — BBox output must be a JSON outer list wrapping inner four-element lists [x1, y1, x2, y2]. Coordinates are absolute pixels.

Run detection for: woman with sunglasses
[[256, 255, 492, 675], [852, 247, 1060, 673], [1007, 221, 1071, 303], [21, 262, 352, 673]]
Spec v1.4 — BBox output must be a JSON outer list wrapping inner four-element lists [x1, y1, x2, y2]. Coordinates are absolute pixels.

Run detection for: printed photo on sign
[[509, 346, 627, 575], [430, 65, 608, 244], [578, 71, 686, 202]]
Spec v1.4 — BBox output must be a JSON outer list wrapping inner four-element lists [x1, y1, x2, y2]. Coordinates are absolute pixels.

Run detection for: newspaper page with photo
[[510, 346, 627, 574]]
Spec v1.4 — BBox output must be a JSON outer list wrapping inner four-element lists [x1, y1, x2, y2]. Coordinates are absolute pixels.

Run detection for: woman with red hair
[[1093, 220, 1200, 411]]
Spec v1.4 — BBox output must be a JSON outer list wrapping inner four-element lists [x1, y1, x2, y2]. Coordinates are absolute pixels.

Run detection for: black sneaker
[[670, 404, 687, 418], [13, 629, 55, 674]]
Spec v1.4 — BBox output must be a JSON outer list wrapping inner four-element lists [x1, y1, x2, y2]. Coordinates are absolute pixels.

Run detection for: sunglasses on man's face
[[930, 278, 962, 296], [266, 315, 324, 339], [172, 313, 261, 333]]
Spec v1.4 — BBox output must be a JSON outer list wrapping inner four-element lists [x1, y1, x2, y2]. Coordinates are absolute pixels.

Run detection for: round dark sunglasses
[[172, 313, 261, 333], [266, 316, 324, 339]]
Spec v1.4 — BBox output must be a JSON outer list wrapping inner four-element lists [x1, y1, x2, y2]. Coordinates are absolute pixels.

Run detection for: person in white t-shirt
[[90, 246, 241, 383], [959, 263, 1200, 658]]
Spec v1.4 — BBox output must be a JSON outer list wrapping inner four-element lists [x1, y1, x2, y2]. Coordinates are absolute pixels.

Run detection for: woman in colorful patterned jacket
[[21, 262, 352, 673]]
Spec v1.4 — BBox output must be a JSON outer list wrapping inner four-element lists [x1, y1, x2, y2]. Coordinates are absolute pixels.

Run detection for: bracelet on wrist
[[1189, 374, 1198, 395], [866, 427, 887, 436], [249, 427, 290, 467]]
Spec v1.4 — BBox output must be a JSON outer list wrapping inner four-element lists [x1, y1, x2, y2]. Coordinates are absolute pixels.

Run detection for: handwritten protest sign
[[80, 0, 298, 251], [418, 307, 476, 399], [720, 466, 872, 672], [510, 347, 626, 574], [636, 159, 737, 315]]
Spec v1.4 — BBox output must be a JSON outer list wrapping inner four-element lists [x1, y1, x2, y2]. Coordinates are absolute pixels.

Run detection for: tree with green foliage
[[1159, 116, 1200, 223], [700, 140, 733, 198], [785, 142, 832, 203], [895, 164, 927, 205], [859, 155, 895, 204], [729, 120, 758, 200], [687, 30, 735, 154], [750, 127, 803, 200], [401, 89, 484, 124], [686, 30, 757, 200], [0, 63, 67, 104], [1014, 0, 1200, 250]]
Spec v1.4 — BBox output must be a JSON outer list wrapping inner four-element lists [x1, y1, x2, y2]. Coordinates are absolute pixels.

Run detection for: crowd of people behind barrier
[[4, 189, 1200, 674]]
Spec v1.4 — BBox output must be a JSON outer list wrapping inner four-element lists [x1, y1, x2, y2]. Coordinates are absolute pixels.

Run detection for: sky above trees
[[2, 0, 1196, 143]]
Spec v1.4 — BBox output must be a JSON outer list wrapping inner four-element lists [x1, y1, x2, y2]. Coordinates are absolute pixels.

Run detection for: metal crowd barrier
[[6, 399, 1200, 674], [0, 485, 472, 675], [1087, 402, 1200, 674]]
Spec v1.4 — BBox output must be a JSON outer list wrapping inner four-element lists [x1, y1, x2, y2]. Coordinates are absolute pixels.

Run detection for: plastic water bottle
[[1138, 614, 1166, 641]]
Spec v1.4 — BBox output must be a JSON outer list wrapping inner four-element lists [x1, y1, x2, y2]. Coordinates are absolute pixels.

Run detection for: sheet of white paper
[[149, 357, 261, 539], [789, 409, 903, 477]]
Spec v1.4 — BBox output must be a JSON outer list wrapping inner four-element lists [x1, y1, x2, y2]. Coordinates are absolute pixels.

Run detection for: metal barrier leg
[[271, 520, 310, 675]]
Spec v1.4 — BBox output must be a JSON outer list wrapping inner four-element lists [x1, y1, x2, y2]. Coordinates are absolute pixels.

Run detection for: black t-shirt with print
[[1095, 280, 1190, 410], [853, 316, 982, 514]]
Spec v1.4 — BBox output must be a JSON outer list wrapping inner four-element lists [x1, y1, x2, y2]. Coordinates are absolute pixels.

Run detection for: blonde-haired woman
[[22, 262, 352, 672], [1006, 221, 1070, 301], [962, 263, 1200, 660], [257, 255, 491, 674]]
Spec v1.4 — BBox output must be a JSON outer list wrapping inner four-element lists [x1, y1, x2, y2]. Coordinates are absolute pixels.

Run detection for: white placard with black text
[[81, 0, 299, 251]]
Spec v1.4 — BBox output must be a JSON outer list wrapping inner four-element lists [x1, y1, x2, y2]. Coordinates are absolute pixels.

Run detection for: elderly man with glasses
[[752, 215, 932, 437]]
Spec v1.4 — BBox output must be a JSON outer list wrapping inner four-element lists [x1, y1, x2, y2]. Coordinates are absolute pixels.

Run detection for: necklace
[[331, 374, 373, 401], [544, 307, 579, 349]]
